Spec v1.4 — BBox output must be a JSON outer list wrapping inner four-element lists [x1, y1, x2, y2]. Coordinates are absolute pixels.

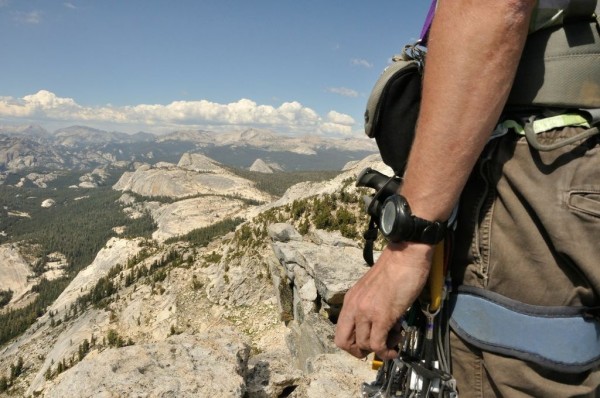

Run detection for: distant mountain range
[[0, 124, 377, 172]]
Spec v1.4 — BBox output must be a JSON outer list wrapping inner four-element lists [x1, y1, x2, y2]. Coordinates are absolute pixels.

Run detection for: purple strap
[[419, 0, 438, 45]]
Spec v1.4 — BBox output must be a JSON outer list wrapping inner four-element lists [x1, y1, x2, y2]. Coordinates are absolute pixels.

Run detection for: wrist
[[379, 194, 447, 245], [386, 241, 434, 269], [398, 187, 453, 224]]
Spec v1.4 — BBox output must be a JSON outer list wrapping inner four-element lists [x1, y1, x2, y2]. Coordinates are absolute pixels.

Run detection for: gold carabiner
[[428, 241, 445, 312]]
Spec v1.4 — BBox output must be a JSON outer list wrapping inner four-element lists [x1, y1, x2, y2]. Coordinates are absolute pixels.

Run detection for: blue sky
[[0, 1, 430, 136]]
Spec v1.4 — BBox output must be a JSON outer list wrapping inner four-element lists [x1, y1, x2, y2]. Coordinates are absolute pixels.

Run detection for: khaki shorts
[[450, 126, 600, 397]]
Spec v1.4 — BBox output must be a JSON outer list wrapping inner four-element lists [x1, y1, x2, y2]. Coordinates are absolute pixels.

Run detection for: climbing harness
[[450, 286, 600, 373]]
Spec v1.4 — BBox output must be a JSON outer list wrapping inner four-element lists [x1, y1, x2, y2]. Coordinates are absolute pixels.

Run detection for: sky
[[0, 1, 430, 137]]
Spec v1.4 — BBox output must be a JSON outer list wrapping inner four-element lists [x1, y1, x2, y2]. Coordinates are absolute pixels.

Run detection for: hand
[[334, 242, 433, 360]]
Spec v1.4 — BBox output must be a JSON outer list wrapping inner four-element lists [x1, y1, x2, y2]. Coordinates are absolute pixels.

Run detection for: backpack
[[364, 44, 425, 176]]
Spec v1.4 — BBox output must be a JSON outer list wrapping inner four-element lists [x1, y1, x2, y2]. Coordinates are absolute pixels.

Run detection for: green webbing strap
[[500, 113, 600, 151], [500, 114, 589, 136], [500, 119, 525, 135], [530, 114, 590, 133]]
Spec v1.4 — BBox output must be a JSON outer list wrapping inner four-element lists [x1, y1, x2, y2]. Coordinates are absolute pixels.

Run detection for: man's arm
[[335, 0, 536, 360], [402, 0, 536, 221]]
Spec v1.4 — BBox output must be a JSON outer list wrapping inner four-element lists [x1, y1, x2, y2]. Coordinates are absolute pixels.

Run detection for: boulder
[[296, 353, 375, 398], [245, 350, 303, 398], [285, 314, 337, 372], [267, 223, 303, 243], [269, 227, 370, 380], [271, 239, 368, 305], [41, 199, 56, 208], [308, 229, 359, 248]]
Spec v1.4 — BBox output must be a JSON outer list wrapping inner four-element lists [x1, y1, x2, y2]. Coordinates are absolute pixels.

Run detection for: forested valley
[[0, 166, 344, 347], [0, 169, 156, 345]]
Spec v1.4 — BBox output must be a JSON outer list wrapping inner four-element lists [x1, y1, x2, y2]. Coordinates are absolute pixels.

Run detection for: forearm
[[401, 0, 536, 221]]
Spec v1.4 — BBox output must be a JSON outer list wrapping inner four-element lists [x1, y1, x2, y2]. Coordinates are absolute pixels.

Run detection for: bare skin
[[335, 0, 536, 360]]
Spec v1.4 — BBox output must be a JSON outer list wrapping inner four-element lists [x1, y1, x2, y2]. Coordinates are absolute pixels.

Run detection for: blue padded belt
[[449, 286, 600, 373]]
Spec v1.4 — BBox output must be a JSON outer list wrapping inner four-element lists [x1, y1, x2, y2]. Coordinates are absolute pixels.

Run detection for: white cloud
[[13, 10, 42, 24], [23, 90, 79, 109], [327, 110, 354, 125], [64, 2, 77, 9], [326, 87, 359, 98], [0, 90, 357, 136], [351, 58, 373, 68], [320, 111, 355, 136]]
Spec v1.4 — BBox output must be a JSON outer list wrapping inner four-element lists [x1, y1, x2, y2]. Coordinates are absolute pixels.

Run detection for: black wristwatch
[[379, 194, 447, 244]]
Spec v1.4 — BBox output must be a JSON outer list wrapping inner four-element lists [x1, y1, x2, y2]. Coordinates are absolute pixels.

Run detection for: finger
[[370, 322, 399, 360], [335, 329, 370, 359], [335, 322, 372, 358], [354, 318, 372, 352], [334, 308, 357, 352], [349, 333, 372, 359]]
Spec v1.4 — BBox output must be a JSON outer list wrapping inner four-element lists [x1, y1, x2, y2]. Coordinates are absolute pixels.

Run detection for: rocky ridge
[[0, 154, 391, 397]]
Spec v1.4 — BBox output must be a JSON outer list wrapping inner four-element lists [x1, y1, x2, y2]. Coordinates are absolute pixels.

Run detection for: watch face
[[380, 199, 396, 236]]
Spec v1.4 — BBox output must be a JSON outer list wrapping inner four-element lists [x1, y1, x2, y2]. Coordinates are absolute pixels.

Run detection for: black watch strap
[[412, 215, 447, 245]]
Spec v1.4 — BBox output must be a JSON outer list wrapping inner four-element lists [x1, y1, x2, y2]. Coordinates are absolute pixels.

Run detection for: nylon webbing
[[497, 113, 591, 136], [450, 286, 600, 373], [419, 0, 437, 45]]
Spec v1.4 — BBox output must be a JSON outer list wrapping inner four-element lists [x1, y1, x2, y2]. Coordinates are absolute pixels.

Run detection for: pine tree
[[10, 356, 23, 380], [0, 376, 8, 392], [78, 338, 90, 361]]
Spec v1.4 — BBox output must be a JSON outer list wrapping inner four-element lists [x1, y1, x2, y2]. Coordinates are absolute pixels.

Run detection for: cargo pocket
[[568, 190, 600, 218]]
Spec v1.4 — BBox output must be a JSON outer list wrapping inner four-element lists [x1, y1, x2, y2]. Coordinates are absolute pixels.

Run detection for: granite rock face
[[113, 152, 276, 242], [270, 225, 368, 308], [113, 152, 272, 203], [150, 195, 247, 241], [0, 243, 34, 304], [249, 158, 274, 173], [44, 331, 250, 398], [268, 224, 371, 375]]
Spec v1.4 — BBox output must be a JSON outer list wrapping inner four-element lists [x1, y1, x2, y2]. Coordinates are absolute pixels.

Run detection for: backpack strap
[[508, 19, 600, 108], [419, 0, 438, 45]]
